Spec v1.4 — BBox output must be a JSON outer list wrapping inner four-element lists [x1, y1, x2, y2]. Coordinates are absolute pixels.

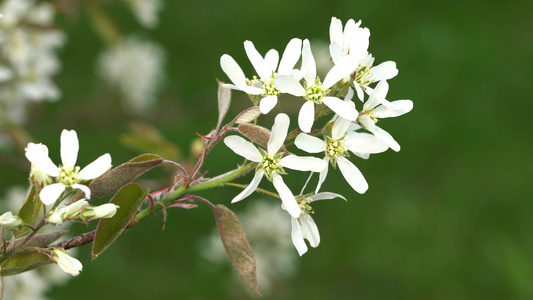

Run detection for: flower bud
[[52, 248, 82, 276], [47, 199, 89, 225], [0, 211, 23, 230], [81, 204, 119, 222], [47, 209, 64, 225], [25, 143, 53, 186]]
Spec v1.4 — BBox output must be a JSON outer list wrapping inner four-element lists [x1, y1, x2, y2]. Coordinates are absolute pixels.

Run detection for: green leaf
[[17, 185, 42, 229], [214, 204, 260, 296], [92, 183, 148, 260], [0, 251, 52, 276], [73, 154, 162, 202]]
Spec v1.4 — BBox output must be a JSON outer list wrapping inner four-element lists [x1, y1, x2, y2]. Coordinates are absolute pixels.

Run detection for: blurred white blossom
[[2, 270, 49, 300], [97, 36, 165, 114], [123, 0, 163, 29], [0, 0, 66, 124]]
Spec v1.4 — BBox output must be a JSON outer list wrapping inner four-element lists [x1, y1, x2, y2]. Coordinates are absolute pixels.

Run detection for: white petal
[[300, 215, 320, 248], [40, 183, 66, 205], [232, 170, 264, 203], [291, 217, 308, 256], [371, 61, 398, 81], [364, 80, 388, 111], [264, 49, 279, 75], [337, 156, 368, 194], [302, 39, 316, 83], [294, 133, 326, 153], [323, 55, 358, 88], [298, 101, 315, 133], [25, 143, 59, 177], [323, 97, 357, 121], [369, 126, 401, 152], [259, 95, 278, 114], [273, 75, 305, 96], [331, 115, 353, 139], [345, 134, 388, 154], [373, 99, 413, 118], [222, 83, 263, 95], [358, 115, 376, 131], [329, 17, 343, 45], [267, 113, 290, 155], [72, 184, 91, 199], [78, 153, 112, 180], [244, 40, 268, 79], [280, 155, 327, 172], [349, 27, 370, 61], [310, 192, 347, 201], [220, 54, 247, 86], [60, 130, 79, 168], [272, 174, 300, 218], [278, 38, 302, 75], [224, 136, 262, 162], [315, 157, 329, 193], [329, 42, 344, 65], [355, 84, 365, 101]]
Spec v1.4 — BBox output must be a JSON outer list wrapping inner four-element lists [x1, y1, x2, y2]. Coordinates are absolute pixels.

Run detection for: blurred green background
[[1, 0, 533, 299]]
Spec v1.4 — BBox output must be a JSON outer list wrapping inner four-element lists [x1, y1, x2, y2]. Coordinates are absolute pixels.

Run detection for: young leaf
[[238, 123, 287, 153], [0, 251, 52, 276], [216, 81, 232, 130], [17, 185, 42, 230], [92, 183, 148, 260], [7, 231, 69, 249], [73, 154, 162, 202], [232, 107, 261, 125], [213, 204, 260, 296]]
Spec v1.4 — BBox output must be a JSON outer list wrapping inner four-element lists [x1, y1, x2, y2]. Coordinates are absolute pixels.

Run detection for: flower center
[[261, 76, 280, 97], [297, 197, 314, 216], [355, 64, 374, 89], [304, 78, 330, 104], [325, 138, 347, 161], [58, 165, 81, 186], [259, 153, 284, 180]]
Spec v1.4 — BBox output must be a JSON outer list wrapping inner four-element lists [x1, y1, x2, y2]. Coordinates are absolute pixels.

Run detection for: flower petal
[[244, 40, 268, 79], [302, 39, 316, 83], [272, 174, 300, 218], [40, 183, 66, 205], [300, 214, 320, 248], [371, 61, 398, 81], [294, 133, 326, 153], [291, 217, 307, 256], [345, 134, 389, 154], [373, 99, 413, 118], [280, 155, 327, 172], [224, 136, 262, 162], [278, 38, 302, 75], [368, 125, 401, 152], [221, 83, 263, 95], [310, 192, 347, 201], [267, 113, 290, 155], [259, 95, 279, 114], [25, 143, 59, 177], [220, 54, 246, 86], [78, 153, 112, 180], [331, 115, 353, 139], [273, 75, 305, 97], [364, 80, 388, 111], [72, 184, 91, 199], [315, 157, 329, 193], [264, 49, 279, 75], [60, 129, 79, 168], [329, 42, 344, 65], [323, 55, 358, 88], [337, 156, 368, 194], [298, 101, 315, 133], [323, 97, 357, 121], [231, 169, 263, 203]]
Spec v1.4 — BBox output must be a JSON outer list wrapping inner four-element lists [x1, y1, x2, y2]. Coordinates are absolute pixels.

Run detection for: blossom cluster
[[0, 0, 66, 124], [221, 17, 413, 255]]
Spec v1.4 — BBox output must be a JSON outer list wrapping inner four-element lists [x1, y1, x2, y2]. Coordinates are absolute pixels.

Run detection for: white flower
[[25, 129, 112, 205], [0, 211, 23, 230], [52, 248, 82, 276], [288, 192, 346, 256], [97, 36, 165, 114], [123, 0, 163, 28], [224, 113, 327, 218], [274, 39, 359, 133], [352, 53, 398, 101], [220, 38, 303, 114], [295, 113, 388, 193], [25, 143, 53, 186], [81, 203, 119, 222], [47, 199, 89, 225], [355, 80, 413, 151]]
